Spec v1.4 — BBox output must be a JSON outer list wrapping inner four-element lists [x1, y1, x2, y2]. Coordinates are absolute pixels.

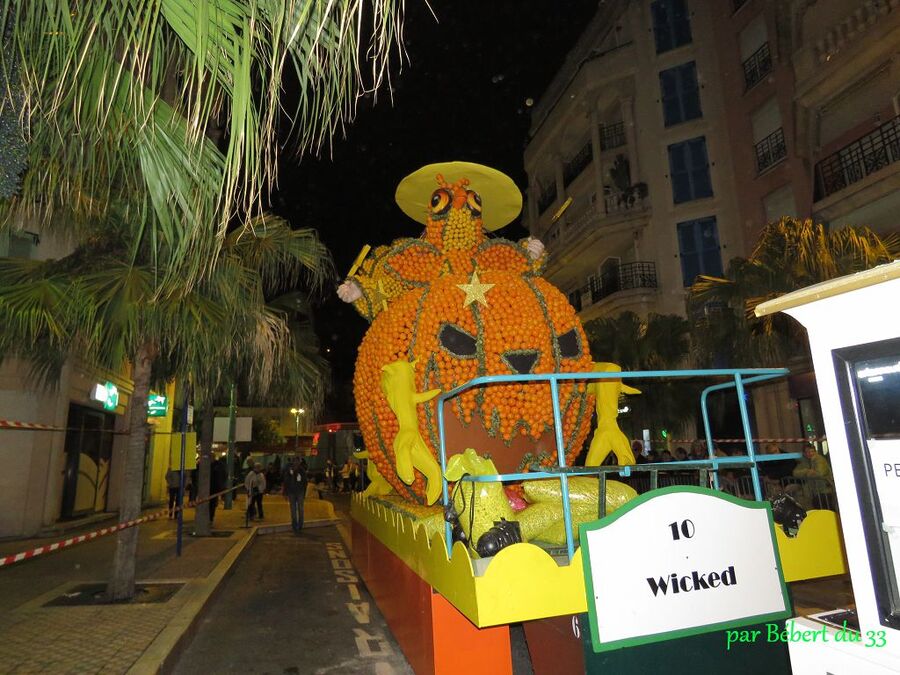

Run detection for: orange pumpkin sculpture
[[340, 163, 595, 504]]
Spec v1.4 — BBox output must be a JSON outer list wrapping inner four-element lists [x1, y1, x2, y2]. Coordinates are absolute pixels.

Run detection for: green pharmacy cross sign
[[91, 381, 120, 411], [147, 394, 169, 417]]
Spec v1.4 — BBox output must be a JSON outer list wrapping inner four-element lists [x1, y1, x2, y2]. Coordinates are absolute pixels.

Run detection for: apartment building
[[524, 0, 900, 444], [707, 0, 900, 443], [711, 0, 900, 248], [524, 0, 746, 325]]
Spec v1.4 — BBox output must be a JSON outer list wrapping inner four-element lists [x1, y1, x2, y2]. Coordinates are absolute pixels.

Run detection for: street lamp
[[290, 407, 305, 452]]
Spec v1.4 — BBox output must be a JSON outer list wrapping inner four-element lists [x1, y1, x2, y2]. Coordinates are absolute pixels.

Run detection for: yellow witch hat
[[394, 161, 523, 232]]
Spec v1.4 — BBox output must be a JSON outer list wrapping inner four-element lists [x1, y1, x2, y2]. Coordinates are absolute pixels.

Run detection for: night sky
[[274, 1, 599, 418]]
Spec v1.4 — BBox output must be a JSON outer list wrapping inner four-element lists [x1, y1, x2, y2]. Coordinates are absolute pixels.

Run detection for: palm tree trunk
[[106, 342, 154, 601], [194, 405, 214, 536]]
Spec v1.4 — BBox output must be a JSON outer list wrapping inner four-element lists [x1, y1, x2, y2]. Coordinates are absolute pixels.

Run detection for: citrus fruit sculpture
[[339, 162, 595, 504]]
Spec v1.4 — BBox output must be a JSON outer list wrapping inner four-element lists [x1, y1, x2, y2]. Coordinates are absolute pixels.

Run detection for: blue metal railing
[[437, 367, 793, 562]]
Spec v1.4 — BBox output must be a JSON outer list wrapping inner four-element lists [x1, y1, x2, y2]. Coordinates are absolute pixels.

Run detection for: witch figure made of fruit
[[339, 162, 595, 505]]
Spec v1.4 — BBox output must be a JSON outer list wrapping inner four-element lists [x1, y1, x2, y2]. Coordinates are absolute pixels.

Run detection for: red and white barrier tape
[[0, 419, 60, 431], [0, 485, 240, 568], [645, 437, 826, 445]]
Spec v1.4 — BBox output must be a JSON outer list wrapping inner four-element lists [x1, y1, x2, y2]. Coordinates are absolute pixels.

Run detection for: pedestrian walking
[[324, 459, 336, 492], [282, 456, 309, 533], [165, 467, 181, 519], [340, 460, 352, 493], [209, 457, 227, 525], [188, 467, 198, 503], [245, 462, 267, 520]]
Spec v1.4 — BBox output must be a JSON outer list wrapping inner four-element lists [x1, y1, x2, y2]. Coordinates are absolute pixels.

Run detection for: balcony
[[563, 142, 593, 188], [568, 262, 659, 317], [594, 262, 658, 302], [600, 122, 626, 151], [814, 114, 900, 201], [742, 42, 772, 90], [755, 128, 787, 173]]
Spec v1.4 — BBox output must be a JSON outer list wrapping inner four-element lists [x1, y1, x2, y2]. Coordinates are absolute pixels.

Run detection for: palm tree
[[690, 217, 900, 367], [1, 0, 403, 281], [1, 0, 386, 599], [583, 311, 696, 441], [0, 216, 329, 598]]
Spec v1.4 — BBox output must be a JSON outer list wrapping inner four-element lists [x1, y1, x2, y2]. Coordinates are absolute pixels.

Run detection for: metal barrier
[[437, 367, 792, 561]]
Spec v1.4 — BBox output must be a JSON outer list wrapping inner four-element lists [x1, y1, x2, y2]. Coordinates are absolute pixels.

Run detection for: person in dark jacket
[[282, 456, 309, 534]]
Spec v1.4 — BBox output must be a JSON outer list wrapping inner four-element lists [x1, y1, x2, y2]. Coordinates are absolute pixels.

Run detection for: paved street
[[173, 526, 413, 675], [0, 495, 336, 673]]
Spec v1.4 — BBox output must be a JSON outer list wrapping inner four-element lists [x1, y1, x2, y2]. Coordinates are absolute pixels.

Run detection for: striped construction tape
[[0, 419, 60, 431], [0, 419, 195, 436], [0, 484, 240, 568], [660, 437, 827, 445]]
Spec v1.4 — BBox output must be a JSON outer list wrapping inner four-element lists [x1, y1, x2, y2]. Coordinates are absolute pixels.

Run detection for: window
[[0, 230, 38, 259], [762, 185, 797, 224], [651, 0, 692, 54], [668, 136, 713, 203], [752, 98, 786, 172], [677, 216, 722, 286], [659, 62, 702, 127], [740, 16, 771, 90], [834, 337, 900, 628]]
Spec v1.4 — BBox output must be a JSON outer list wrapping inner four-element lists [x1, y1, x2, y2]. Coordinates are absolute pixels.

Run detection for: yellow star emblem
[[456, 270, 494, 308]]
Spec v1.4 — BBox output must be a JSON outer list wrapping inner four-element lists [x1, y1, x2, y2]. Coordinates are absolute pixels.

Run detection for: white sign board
[[213, 416, 252, 443], [580, 486, 789, 652]]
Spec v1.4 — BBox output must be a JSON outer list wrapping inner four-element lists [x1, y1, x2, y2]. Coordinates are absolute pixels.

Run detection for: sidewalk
[[0, 493, 337, 674]]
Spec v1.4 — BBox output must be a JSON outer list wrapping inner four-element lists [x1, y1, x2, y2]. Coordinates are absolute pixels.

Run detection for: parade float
[[340, 162, 848, 674]]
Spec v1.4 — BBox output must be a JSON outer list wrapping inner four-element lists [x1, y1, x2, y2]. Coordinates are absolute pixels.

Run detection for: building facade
[[0, 227, 176, 538], [524, 0, 900, 444], [524, 0, 746, 325]]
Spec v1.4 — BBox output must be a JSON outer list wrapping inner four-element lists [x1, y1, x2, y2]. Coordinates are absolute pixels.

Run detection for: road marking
[[347, 601, 371, 624], [325, 539, 395, 671]]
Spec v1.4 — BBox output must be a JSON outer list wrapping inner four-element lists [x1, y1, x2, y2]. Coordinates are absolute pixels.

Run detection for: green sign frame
[[579, 485, 791, 653], [147, 393, 168, 417]]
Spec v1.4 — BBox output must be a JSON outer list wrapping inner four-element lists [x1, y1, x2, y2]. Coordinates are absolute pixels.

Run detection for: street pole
[[176, 381, 191, 556], [225, 383, 236, 509], [294, 412, 300, 452]]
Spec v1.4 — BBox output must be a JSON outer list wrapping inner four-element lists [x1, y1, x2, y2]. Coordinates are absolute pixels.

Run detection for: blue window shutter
[[660, 62, 701, 127], [660, 68, 680, 126], [673, 0, 692, 47], [677, 221, 700, 286], [678, 216, 722, 286], [652, 0, 692, 54], [679, 63, 701, 121], [668, 141, 691, 203], [651, 1, 672, 53], [689, 137, 713, 198], [699, 217, 723, 278]]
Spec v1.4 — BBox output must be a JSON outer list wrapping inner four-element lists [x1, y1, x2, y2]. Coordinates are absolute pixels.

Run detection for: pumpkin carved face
[[354, 269, 594, 503]]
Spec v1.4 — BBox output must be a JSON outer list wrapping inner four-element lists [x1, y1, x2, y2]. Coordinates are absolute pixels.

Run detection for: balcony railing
[[600, 122, 626, 151], [754, 127, 787, 173], [604, 184, 649, 215], [537, 182, 557, 214], [814, 114, 900, 201], [742, 42, 772, 90], [582, 261, 658, 304], [563, 142, 593, 187]]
